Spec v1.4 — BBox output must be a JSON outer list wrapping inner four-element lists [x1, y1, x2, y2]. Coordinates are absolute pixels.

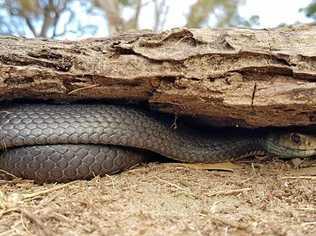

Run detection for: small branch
[[68, 84, 98, 95], [281, 176, 316, 180], [22, 182, 75, 200], [207, 188, 252, 197], [24, 16, 38, 37], [154, 176, 188, 191], [40, 0, 54, 38]]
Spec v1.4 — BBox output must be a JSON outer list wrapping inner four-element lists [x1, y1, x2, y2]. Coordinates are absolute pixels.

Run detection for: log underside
[[1, 24, 316, 127]]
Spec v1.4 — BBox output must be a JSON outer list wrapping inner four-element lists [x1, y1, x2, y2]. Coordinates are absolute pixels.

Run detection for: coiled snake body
[[0, 104, 315, 183]]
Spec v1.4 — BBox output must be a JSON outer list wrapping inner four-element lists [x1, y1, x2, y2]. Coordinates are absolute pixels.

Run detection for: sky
[[239, 0, 312, 27]]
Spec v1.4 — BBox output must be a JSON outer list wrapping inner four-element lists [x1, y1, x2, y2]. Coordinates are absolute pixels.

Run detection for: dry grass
[[0, 159, 315, 236]]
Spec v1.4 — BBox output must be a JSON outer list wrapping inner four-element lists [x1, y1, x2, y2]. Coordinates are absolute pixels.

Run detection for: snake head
[[264, 132, 316, 158]]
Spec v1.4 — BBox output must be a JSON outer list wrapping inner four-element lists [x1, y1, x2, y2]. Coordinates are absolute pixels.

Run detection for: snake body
[[0, 104, 315, 183]]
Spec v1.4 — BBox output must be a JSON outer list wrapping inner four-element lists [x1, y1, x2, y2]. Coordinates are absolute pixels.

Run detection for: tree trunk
[[1, 25, 316, 127]]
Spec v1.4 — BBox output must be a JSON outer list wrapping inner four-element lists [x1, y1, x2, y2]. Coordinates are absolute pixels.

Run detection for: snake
[[0, 103, 315, 183]]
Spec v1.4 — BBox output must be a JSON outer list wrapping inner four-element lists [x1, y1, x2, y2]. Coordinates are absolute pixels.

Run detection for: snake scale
[[0, 104, 315, 183]]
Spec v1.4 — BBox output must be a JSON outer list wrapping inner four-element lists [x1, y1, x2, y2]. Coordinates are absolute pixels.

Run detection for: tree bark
[[0, 25, 316, 127]]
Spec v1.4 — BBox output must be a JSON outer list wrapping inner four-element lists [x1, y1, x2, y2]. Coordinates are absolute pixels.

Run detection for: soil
[[0, 158, 315, 236]]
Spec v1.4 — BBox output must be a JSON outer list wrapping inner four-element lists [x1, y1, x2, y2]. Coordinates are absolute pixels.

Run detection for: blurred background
[[0, 0, 315, 39]]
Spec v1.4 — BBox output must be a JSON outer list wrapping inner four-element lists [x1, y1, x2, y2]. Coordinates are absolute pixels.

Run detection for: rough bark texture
[[1, 24, 316, 127]]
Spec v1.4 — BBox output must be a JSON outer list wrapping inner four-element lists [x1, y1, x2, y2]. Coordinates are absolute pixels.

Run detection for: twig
[[68, 84, 98, 95], [22, 209, 51, 235], [0, 169, 18, 179], [0, 228, 15, 236], [241, 176, 254, 183], [22, 182, 75, 201], [1, 208, 52, 236], [154, 176, 187, 191], [296, 208, 316, 212], [301, 222, 316, 226], [20, 211, 32, 234], [208, 188, 252, 197], [49, 212, 72, 223], [0, 179, 33, 185], [281, 176, 316, 180]]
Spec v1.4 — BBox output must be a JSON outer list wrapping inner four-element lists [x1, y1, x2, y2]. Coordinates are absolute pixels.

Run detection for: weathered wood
[[1, 25, 316, 127]]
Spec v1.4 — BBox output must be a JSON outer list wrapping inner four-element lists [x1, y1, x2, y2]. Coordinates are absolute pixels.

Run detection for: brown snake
[[0, 104, 315, 183]]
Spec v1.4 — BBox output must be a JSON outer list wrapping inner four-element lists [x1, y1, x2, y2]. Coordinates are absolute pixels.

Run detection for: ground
[[0, 159, 315, 236]]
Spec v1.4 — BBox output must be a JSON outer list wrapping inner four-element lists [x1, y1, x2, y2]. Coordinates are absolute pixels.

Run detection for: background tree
[[0, 0, 258, 38], [1, 0, 70, 37], [186, 0, 258, 28], [0, 0, 99, 38], [302, 0, 316, 20], [92, 0, 146, 34]]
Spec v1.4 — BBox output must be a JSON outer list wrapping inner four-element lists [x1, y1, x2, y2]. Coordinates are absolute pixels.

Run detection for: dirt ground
[[0, 158, 315, 236]]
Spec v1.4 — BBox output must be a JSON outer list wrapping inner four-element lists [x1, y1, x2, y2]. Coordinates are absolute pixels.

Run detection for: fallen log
[[0, 24, 316, 127]]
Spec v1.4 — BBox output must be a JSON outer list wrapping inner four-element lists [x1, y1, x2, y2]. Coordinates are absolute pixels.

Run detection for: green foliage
[[18, 0, 39, 15], [302, 0, 316, 19], [232, 15, 260, 28], [118, 0, 133, 6]]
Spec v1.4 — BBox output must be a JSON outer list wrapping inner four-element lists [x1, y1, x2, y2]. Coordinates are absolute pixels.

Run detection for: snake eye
[[290, 133, 301, 144]]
